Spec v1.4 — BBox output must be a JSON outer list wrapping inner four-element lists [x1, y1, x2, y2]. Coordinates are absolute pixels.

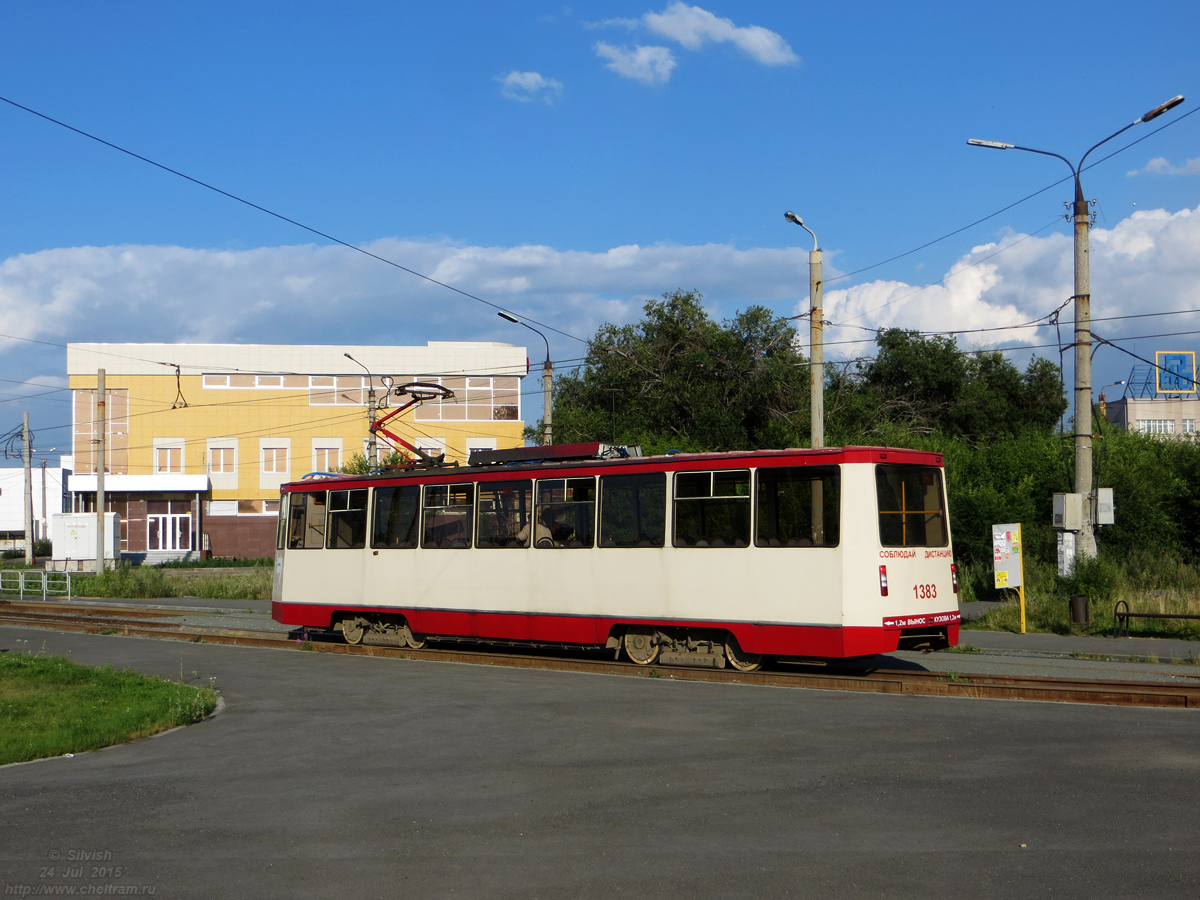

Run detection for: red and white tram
[[271, 444, 960, 669]]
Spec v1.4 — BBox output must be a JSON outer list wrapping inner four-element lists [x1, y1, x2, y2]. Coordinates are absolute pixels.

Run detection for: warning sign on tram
[[992, 523, 1022, 589]]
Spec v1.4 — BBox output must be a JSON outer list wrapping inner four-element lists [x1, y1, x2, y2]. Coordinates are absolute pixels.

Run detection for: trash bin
[[1070, 595, 1090, 625]]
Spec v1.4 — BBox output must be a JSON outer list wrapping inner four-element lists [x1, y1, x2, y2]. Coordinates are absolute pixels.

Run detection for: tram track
[[2, 601, 1199, 709]]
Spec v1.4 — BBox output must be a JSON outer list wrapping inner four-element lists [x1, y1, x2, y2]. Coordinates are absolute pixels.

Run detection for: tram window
[[599, 473, 665, 548], [876, 465, 948, 547], [755, 467, 840, 548], [422, 483, 474, 549], [673, 470, 750, 548], [286, 491, 327, 550], [276, 495, 290, 550], [372, 486, 420, 549], [476, 480, 533, 548], [326, 489, 369, 549], [534, 477, 596, 548]]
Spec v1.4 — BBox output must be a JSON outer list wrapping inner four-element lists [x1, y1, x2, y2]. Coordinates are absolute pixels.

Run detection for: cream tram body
[[272, 446, 960, 664]]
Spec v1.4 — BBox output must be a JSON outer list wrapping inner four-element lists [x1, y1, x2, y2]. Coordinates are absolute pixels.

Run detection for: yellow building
[[67, 342, 527, 560]]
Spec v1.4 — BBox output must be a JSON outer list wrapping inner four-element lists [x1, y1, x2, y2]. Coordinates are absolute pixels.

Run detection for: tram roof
[[283, 445, 944, 493]]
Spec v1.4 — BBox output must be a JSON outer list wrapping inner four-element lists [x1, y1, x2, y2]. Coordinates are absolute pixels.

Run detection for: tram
[[271, 443, 960, 669]]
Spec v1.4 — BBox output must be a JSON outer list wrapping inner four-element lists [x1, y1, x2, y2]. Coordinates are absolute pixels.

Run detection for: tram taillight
[[951, 563, 959, 594], [878, 565, 889, 597]]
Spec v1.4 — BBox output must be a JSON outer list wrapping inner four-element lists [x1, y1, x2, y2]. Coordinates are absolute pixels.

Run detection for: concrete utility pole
[[22, 412, 33, 565], [498, 312, 553, 445], [344, 353, 378, 468], [785, 211, 824, 448], [968, 93, 1184, 564], [96, 368, 107, 572]]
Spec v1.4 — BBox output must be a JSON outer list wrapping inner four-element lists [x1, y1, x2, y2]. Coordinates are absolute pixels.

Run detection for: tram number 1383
[[913, 583, 938, 600]]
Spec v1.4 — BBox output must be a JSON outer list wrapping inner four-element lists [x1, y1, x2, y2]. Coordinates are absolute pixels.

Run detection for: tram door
[[148, 500, 193, 551]]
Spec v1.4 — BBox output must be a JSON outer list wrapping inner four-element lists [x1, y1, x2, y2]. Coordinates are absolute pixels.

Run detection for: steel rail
[[2, 604, 1198, 709]]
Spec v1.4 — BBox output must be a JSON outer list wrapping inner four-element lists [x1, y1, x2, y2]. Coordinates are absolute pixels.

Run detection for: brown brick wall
[[204, 516, 278, 560]]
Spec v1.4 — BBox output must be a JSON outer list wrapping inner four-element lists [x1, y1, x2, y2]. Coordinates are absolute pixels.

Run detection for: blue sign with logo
[[1156, 351, 1197, 394]]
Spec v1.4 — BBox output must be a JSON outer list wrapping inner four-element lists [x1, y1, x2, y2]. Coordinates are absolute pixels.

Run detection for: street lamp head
[[784, 211, 803, 227], [967, 138, 1014, 150], [497, 311, 520, 324], [1137, 94, 1185, 123]]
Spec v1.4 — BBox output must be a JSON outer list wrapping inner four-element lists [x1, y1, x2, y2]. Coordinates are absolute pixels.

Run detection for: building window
[[156, 446, 182, 473], [1184, 419, 1196, 434], [263, 447, 288, 474], [209, 447, 235, 474], [1136, 419, 1175, 435], [414, 376, 521, 421], [314, 446, 341, 472]]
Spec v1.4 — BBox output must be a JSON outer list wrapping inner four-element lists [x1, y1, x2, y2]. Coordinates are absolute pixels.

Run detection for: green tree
[[551, 290, 812, 453]]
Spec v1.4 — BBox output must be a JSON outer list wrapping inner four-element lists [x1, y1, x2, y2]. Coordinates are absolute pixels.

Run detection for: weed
[[647, 667, 662, 678], [299, 640, 314, 651], [98, 627, 118, 636], [942, 645, 982, 654]]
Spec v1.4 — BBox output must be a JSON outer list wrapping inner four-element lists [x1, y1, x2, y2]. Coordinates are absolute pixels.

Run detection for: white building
[[0, 458, 70, 548]]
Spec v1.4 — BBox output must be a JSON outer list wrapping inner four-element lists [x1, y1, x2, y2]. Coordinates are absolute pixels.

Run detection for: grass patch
[[942, 644, 982, 654], [963, 550, 1200, 640], [72, 564, 272, 602], [0, 652, 217, 765]]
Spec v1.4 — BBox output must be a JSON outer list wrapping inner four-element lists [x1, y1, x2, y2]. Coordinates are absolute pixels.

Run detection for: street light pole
[[968, 94, 1183, 563], [784, 211, 823, 448], [344, 353, 378, 468], [498, 312, 553, 445]]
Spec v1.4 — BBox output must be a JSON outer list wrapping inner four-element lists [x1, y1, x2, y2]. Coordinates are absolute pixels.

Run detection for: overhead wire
[[0, 94, 589, 347]]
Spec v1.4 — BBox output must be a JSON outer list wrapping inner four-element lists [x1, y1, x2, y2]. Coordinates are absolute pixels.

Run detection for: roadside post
[[992, 523, 1025, 634]]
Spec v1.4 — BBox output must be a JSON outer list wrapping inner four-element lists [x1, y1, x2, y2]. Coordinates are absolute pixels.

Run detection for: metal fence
[[0, 570, 74, 600]]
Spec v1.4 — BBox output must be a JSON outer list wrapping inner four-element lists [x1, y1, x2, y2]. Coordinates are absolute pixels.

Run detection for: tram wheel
[[724, 635, 763, 672], [623, 630, 660, 666], [404, 627, 427, 650], [342, 617, 365, 645]]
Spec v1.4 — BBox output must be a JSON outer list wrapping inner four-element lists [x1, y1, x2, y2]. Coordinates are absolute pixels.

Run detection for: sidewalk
[[957, 601, 1200, 662]]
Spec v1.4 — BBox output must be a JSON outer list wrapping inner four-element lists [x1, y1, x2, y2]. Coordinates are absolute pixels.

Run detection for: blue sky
[[1, 1, 1198, 453]]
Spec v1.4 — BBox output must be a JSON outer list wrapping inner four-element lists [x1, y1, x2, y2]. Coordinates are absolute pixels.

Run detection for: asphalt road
[[2, 626, 1198, 899]]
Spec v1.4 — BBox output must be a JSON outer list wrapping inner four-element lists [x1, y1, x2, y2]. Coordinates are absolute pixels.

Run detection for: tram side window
[[286, 491, 327, 550], [476, 480, 533, 548], [422, 483, 474, 549], [599, 473, 666, 548], [326, 489, 369, 549], [534, 477, 596, 548], [372, 486, 420, 549], [876, 465, 948, 547], [755, 467, 840, 548], [674, 470, 750, 548]]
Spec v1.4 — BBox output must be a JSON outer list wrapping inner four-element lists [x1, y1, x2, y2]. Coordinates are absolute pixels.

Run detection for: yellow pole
[[1017, 523, 1026, 634]]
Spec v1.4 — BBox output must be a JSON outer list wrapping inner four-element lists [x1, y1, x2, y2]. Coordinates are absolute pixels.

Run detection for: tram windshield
[[875, 465, 948, 547]]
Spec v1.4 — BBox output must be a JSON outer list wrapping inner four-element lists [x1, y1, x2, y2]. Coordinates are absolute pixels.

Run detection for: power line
[[0, 94, 589, 347]]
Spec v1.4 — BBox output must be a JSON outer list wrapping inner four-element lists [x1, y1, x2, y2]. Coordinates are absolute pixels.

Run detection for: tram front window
[[876, 465, 947, 547]]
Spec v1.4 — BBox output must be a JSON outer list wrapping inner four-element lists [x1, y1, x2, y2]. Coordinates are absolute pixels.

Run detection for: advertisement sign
[[992, 523, 1023, 589], [1155, 351, 1197, 394]]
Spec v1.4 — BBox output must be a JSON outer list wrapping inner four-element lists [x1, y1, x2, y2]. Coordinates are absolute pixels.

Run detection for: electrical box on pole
[[1052, 493, 1083, 532], [1095, 488, 1115, 526]]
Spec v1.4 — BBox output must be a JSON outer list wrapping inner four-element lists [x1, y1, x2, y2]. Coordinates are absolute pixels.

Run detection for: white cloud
[[1, 206, 1198, 390], [643, 2, 799, 65], [496, 70, 564, 104], [1127, 156, 1200, 177], [595, 42, 676, 84]]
